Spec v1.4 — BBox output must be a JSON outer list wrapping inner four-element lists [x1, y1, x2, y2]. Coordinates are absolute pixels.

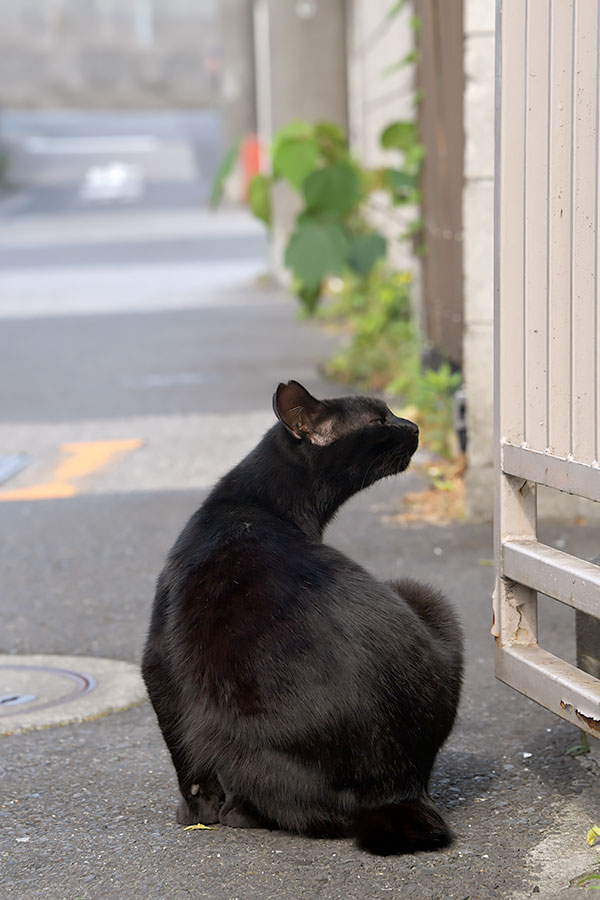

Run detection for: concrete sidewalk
[[2, 284, 600, 898]]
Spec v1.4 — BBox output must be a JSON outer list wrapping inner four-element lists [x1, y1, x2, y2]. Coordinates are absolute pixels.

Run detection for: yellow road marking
[[0, 439, 143, 501]]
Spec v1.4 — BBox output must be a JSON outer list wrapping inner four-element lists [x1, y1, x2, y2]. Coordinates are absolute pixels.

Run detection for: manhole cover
[[0, 693, 37, 707], [0, 663, 95, 718], [0, 655, 147, 735]]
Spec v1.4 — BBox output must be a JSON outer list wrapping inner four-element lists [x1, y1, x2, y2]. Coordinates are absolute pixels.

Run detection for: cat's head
[[272, 380, 419, 488]]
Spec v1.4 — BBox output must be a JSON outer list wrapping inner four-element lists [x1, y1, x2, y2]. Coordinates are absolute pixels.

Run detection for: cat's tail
[[353, 797, 453, 856]]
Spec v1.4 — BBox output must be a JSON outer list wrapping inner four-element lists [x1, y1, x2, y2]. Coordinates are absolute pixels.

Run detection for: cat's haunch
[[142, 381, 462, 855]]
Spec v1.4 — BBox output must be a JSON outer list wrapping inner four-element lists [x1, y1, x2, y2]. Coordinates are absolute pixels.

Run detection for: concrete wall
[[346, 0, 418, 283], [253, 0, 348, 281], [220, 0, 256, 148], [463, 0, 495, 518], [0, 0, 220, 109]]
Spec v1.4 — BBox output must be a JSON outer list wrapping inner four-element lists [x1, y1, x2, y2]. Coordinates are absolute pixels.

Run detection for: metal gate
[[494, 0, 600, 737]]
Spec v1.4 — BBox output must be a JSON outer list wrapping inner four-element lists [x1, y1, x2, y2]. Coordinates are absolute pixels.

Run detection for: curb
[[0, 654, 147, 736]]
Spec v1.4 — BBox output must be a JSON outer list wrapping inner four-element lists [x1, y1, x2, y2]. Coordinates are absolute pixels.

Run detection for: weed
[[321, 266, 461, 459]]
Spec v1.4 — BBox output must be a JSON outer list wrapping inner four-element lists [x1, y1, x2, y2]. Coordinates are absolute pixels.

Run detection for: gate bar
[[496, 643, 600, 735], [503, 539, 600, 617], [502, 444, 600, 503]]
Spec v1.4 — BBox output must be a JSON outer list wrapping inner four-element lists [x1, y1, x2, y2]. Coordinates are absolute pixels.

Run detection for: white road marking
[[0, 208, 266, 248], [0, 261, 271, 317], [25, 135, 159, 155]]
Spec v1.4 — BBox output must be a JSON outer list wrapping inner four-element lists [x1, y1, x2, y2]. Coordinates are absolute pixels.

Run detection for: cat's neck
[[208, 425, 344, 541]]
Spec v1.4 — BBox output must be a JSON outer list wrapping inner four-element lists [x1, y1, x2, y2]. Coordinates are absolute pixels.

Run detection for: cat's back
[[160, 501, 332, 643], [155, 501, 354, 709], [161, 500, 428, 667], [151, 494, 455, 739]]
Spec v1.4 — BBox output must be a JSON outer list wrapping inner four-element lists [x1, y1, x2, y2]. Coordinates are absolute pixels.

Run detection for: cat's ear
[[273, 381, 331, 444]]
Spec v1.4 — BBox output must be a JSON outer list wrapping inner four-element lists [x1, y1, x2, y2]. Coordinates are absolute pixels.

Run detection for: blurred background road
[[0, 109, 266, 316], [0, 108, 326, 497], [0, 101, 335, 662]]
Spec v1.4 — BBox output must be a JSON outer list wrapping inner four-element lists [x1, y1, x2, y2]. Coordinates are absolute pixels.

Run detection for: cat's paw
[[176, 798, 201, 825], [176, 791, 221, 826], [218, 798, 262, 829]]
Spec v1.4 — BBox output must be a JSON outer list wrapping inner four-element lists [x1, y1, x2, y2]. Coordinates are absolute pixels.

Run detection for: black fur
[[142, 381, 463, 854]]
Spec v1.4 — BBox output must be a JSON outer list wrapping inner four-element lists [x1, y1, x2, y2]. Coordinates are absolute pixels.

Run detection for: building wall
[[346, 0, 419, 283], [463, 0, 495, 518], [0, 0, 220, 109], [253, 0, 349, 282], [347, 0, 493, 516], [220, 0, 256, 148]]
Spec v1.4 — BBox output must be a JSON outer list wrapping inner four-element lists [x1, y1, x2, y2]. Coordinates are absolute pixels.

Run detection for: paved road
[[1, 111, 599, 900], [1, 109, 222, 215]]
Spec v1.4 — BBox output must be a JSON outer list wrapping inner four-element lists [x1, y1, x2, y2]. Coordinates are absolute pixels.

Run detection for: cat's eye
[[371, 416, 387, 425]]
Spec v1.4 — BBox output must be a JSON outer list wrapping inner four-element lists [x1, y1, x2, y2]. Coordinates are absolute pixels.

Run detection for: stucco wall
[[346, 0, 419, 283], [253, 0, 349, 283], [463, 0, 495, 518]]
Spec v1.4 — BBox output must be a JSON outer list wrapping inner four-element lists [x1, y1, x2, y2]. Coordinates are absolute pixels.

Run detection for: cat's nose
[[394, 416, 419, 436]]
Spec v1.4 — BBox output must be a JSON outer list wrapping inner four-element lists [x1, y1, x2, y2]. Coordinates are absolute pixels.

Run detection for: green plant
[[576, 856, 600, 891], [396, 362, 462, 459], [322, 266, 461, 459], [567, 732, 592, 756], [572, 831, 600, 891], [209, 138, 241, 208], [576, 874, 600, 890], [210, 105, 462, 459], [324, 271, 416, 385], [212, 118, 423, 313]]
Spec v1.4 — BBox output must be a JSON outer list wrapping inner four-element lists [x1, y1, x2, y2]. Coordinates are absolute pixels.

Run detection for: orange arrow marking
[[0, 439, 143, 501]]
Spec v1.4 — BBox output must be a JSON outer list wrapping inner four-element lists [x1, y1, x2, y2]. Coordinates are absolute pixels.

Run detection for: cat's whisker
[[359, 447, 395, 491]]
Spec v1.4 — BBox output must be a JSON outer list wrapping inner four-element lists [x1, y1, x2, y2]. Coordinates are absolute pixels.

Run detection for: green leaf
[[404, 142, 426, 171], [298, 283, 322, 314], [303, 162, 360, 216], [387, 0, 407, 18], [381, 49, 419, 77], [347, 232, 387, 277], [381, 121, 419, 152], [284, 221, 350, 291], [272, 119, 314, 145], [313, 121, 349, 162], [576, 872, 600, 888], [272, 136, 320, 190], [386, 168, 419, 191], [314, 121, 347, 146], [566, 732, 591, 756], [209, 139, 241, 208], [566, 742, 591, 756], [247, 173, 271, 226]]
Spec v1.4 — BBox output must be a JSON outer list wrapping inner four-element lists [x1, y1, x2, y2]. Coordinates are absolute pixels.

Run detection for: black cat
[[142, 380, 463, 855]]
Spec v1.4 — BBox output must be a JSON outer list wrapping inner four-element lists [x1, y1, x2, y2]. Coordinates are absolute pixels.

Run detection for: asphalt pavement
[[1, 111, 599, 900]]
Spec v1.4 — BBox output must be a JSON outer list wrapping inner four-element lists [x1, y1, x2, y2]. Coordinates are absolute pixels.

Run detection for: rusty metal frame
[[494, 0, 600, 738]]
